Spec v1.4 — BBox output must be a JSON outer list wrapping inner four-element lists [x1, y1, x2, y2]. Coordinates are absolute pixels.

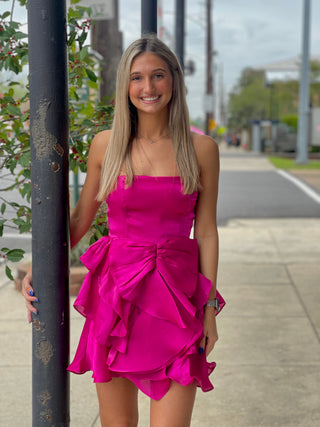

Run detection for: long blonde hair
[[97, 35, 199, 200]]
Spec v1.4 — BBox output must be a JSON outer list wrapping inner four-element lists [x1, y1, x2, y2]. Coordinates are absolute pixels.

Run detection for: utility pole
[[28, 0, 70, 425], [91, 0, 122, 100], [296, 0, 311, 164], [158, 0, 164, 39], [218, 63, 225, 127], [205, 0, 214, 135], [141, 0, 157, 35], [175, 0, 185, 72]]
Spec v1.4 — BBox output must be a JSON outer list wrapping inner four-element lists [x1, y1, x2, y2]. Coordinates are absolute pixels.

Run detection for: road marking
[[277, 169, 320, 204]]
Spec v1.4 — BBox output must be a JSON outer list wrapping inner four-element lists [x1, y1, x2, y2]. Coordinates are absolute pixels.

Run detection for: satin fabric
[[68, 176, 225, 400]]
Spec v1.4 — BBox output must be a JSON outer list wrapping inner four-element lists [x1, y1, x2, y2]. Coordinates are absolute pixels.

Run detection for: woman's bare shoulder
[[191, 132, 219, 172], [91, 129, 112, 150], [88, 129, 111, 165]]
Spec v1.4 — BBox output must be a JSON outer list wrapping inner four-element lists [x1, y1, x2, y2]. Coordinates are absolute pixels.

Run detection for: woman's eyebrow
[[152, 68, 167, 73], [130, 68, 167, 76]]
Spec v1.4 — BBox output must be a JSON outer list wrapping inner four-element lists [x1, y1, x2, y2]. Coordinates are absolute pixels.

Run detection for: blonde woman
[[23, 35, 225, 427]]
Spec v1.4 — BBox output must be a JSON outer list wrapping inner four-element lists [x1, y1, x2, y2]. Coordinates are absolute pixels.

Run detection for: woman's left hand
[[199, 306, 218, 356]]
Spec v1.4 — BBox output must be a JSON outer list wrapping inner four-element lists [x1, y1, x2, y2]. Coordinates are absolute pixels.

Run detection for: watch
[[206, 298, 220, 312]]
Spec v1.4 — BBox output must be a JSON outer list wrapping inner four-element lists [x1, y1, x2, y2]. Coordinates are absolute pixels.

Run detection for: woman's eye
[[154, 74, 164, 79], [131, 75, 141, 81]]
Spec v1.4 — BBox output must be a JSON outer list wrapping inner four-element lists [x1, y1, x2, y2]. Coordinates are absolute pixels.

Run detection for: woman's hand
[[199, 306, 218, 356], [21, 267, 37, 323]]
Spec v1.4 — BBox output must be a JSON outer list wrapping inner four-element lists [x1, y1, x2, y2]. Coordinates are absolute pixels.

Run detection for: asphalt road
[[217, 169, 320, 226]]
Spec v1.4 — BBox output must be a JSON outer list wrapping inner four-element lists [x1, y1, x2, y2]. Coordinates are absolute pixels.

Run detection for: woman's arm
[[193, 133, 220, 356], [22, 130, 110, 322], [69, 130, 110, 248]]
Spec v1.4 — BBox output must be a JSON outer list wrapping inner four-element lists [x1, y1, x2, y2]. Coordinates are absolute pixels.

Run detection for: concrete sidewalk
[[1, 151, 320, 426]]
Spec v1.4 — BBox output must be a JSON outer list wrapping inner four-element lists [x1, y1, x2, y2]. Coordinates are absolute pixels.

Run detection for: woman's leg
[[96, 378, 139, 427], [150, 381, 197, 427]]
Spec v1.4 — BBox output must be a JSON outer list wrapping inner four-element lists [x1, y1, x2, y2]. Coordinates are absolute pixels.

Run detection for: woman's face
[[128, 52, 173, 116]]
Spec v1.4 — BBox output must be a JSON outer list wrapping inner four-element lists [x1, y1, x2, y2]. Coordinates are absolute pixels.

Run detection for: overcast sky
[[120, 0, 320, 120], [3, 0, 320, 120]]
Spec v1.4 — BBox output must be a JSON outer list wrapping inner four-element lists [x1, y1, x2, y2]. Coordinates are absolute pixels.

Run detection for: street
[[218, 151, 320, 226]]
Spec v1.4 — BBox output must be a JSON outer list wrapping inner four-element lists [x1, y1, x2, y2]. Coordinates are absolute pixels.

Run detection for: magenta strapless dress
[[68, 175, 225, 400]]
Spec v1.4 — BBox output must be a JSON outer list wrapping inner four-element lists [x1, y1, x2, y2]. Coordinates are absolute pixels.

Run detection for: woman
[[23, 35, 224, 426]]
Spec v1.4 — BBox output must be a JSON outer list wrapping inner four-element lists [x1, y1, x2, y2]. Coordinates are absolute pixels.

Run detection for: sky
[[120, 0, 320, 121], [2, 0, 320, 121]]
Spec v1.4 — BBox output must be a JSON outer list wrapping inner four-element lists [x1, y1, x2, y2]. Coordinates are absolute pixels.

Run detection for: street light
[[296, 0, 311, 164]]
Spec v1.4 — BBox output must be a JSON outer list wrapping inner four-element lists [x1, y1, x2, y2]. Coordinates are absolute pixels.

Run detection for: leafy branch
[[0, 2, 113, 279]]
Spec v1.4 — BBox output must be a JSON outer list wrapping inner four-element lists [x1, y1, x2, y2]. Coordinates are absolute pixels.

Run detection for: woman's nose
[[143, 77, 154, 93]]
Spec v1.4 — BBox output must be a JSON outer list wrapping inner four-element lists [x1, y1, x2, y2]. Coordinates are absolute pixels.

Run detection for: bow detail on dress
[[75, 235, 225, 360]]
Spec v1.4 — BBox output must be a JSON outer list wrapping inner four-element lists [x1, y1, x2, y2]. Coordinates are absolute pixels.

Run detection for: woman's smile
[[141, 95, 161, 103]]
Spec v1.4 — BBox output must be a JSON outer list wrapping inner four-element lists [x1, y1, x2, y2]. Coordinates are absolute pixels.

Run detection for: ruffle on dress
[[68, 235, 225, 400]]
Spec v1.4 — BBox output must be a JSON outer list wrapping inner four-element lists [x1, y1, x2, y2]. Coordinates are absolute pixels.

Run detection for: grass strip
[[268, 156, 320, 170]]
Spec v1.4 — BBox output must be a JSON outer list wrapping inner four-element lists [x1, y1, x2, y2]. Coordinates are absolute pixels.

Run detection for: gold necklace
[[137, 133, 170, 144]]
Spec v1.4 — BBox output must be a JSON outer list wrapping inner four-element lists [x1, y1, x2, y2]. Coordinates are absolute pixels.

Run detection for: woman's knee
[[150, 381, 197, 427], [96, 379, 139, 427], [99, 415, 138, 427]]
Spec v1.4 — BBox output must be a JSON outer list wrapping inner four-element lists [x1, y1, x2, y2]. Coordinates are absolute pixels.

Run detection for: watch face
[[207, 299, 219, 310]]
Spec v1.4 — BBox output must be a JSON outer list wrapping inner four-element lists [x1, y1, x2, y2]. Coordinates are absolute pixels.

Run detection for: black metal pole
[[28, 0, 70, 425], [175, 0, 185, 72], [141, 0, 157, 35]]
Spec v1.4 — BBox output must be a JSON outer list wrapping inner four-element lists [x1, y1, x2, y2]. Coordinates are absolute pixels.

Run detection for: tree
[[0, 0, 113, 279], [228, 68, 269, 129], [310, 60, 320, 106], [228, 62, 320, 131]]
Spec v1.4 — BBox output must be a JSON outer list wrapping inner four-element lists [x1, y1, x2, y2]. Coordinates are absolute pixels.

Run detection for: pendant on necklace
[[138, 133, 170, 144]]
